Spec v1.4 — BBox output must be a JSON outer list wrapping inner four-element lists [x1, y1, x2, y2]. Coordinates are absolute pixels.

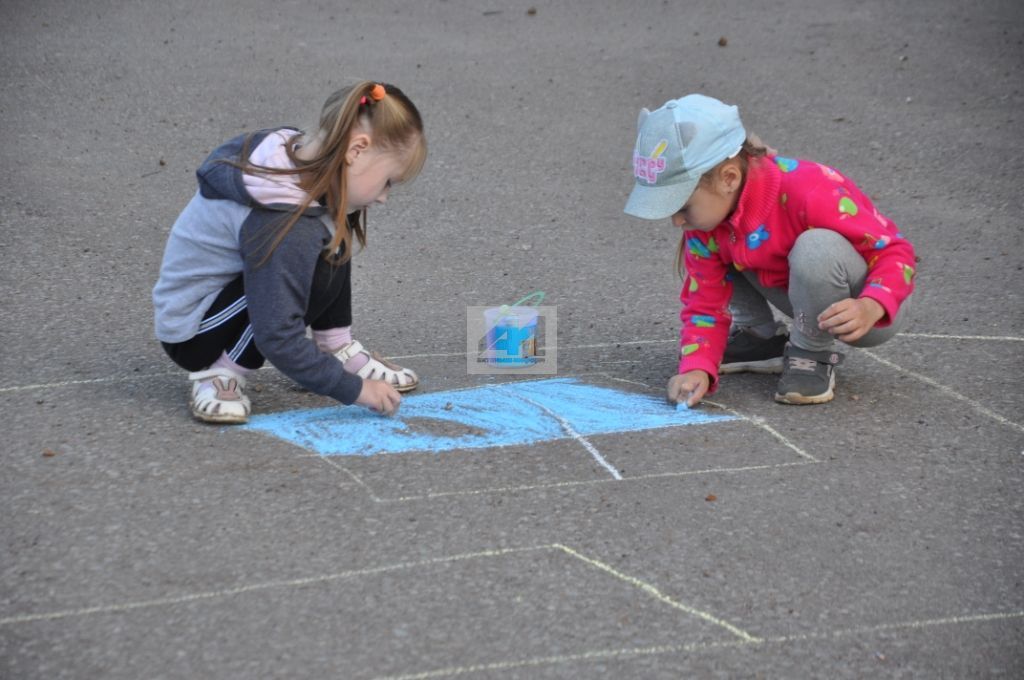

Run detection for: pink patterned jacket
[[679, 154, 917, 390]]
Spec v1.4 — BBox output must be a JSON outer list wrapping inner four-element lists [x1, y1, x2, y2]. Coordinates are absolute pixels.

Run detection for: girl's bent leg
[[306, 256, 352, 330], [786, 229, 910, 351], [305, 253, 419, 392], [787, 229, 861, 351], [160, 276, 261, 423], [161, 275, 265, 371], [729, 266, 777, 331]]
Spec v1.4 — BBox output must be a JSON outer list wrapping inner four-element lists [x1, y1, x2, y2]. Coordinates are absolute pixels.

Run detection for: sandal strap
[[188, 367, 248, 387], [355, 354, 417, 386], [370, 350, 403, 371], [329, 340, 418, 389], [331, 340, 366, 363]]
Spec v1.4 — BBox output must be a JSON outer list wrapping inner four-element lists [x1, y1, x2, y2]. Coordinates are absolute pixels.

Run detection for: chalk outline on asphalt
[[3, 332, 1019, 393], [0, 543, 757, 642], [314, 371, 819, 503], [2, 334, 1020, 438], [369, 610, 1024, 680], [1, 541, 1019, 679], [508, 388, 624, 480], [309, 367, 820, 503], [4, 337, 1020, 675]]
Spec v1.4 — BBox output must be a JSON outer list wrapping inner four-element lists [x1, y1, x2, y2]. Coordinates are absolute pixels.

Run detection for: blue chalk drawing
[[243, 378, 736, 457]]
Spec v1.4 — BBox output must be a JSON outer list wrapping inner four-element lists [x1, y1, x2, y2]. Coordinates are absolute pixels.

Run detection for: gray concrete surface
[[2, 0, 1023, 677]]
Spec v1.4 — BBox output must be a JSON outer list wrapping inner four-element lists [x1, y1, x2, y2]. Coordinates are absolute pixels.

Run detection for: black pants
[[162, 255, 352, 372]]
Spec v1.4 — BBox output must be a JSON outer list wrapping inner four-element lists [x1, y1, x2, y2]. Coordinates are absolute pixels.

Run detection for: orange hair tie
[[369, 84, 386, 101]]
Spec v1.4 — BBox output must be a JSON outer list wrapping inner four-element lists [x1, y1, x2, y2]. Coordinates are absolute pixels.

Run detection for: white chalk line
[[341, 461, 818, 504], [899, 332, 1023, 342], [858, 349, 1024, 434], [0, 339, 674, 394], [510, 392, 622, 481], [373, 640, 753, 680], [313, 374, 820, 503], [315, 455, 384, 502], [552, 544, 758, 642], [0, 335, 712, 394], [590, 374, 821, 464], [0, 371, 181, 393], [3, 333, 1019, 395], [372, 610, 1024, 680], [0, 546, 547, 627], [762, 609, 1024, 643], [0, 543, 752, 644], [701, 399, 820, 463]]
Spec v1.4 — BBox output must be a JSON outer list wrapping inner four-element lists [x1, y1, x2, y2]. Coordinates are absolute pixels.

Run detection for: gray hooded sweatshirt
[[152, 128, 362, 405]]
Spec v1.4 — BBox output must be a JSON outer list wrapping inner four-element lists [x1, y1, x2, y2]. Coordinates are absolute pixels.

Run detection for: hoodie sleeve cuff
[[333, 372, 364, 405]]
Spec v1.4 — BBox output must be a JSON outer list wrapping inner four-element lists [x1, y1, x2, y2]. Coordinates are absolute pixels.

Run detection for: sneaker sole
[[720, 358, 784, 375], [773, 372, 836, 405]]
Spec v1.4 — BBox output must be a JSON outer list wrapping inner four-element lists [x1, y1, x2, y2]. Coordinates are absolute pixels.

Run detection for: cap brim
[[623, 176, 699, 220]]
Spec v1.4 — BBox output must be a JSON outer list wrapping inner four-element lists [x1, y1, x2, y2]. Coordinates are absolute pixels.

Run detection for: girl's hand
[[667, 370, 711, 408], [356, 379, 402, 416], [817, 297, 885, 343]]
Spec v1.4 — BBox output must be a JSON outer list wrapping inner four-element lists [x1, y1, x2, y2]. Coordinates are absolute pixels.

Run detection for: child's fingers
[[679, 375, 707, 407], [685, 381, 707, 407], [824, 317, 859, 335], [379, 391, 400, 416], [837, 324, 870, 343], [819, 302, 861, 332], [819, 297, 859, 318], [667, 376, 687, 403], [668, 372, 709, 407]]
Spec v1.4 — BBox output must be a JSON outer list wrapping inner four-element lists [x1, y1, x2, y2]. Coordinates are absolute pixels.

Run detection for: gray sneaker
[[774, 344, 844, 405], [720, 327, 789, 374]]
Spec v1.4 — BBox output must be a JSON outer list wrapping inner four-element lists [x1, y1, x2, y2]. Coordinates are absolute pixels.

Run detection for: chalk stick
[[676, 401, 689, 411]]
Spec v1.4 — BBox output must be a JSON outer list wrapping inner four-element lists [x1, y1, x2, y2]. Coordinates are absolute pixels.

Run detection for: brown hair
[[675, 135, 768, 278], [235, 81, 426, 265]]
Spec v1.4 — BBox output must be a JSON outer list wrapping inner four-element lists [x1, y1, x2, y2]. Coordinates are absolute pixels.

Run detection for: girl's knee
[[788, 229, 865, 289]]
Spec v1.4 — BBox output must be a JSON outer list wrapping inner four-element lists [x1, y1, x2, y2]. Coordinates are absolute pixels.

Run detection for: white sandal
[[188, 368, 252, 424], [331, 340, 419, 392]]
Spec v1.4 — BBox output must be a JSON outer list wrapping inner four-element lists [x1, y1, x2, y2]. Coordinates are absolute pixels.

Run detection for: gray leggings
[[729, 229, 910, 352]]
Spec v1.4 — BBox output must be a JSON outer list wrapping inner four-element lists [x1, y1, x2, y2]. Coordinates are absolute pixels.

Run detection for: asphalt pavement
[[2, 0, 1023, 677]]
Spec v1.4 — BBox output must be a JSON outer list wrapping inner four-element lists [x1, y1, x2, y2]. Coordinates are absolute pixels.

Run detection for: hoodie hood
[[196, 127, 326, 215]]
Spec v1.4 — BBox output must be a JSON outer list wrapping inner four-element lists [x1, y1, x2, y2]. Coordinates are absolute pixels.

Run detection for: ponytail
[[233, 81, 426, 266]]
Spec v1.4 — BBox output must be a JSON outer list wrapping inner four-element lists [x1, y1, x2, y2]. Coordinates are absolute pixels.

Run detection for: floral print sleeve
[[679, 230, 732, 391]]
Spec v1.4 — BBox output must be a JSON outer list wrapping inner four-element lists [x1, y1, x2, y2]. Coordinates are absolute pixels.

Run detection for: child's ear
[[345, 132, 372, 165], [718, 161, 744, 194]]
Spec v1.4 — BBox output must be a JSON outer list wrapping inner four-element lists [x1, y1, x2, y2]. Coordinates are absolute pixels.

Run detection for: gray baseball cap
[[624, 94, 747, 220]]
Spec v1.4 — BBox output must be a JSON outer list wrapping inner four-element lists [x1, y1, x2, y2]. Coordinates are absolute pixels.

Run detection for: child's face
[[669, 184, 735, 232], [344, 147, 411, 213]]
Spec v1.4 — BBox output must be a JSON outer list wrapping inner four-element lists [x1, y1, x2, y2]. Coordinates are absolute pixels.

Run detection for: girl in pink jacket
[[625, 95, 916, 406]]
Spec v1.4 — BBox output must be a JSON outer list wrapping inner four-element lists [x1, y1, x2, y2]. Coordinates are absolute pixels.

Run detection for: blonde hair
[[675, 135, 767, 278], [237, 81, 426, 265]]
